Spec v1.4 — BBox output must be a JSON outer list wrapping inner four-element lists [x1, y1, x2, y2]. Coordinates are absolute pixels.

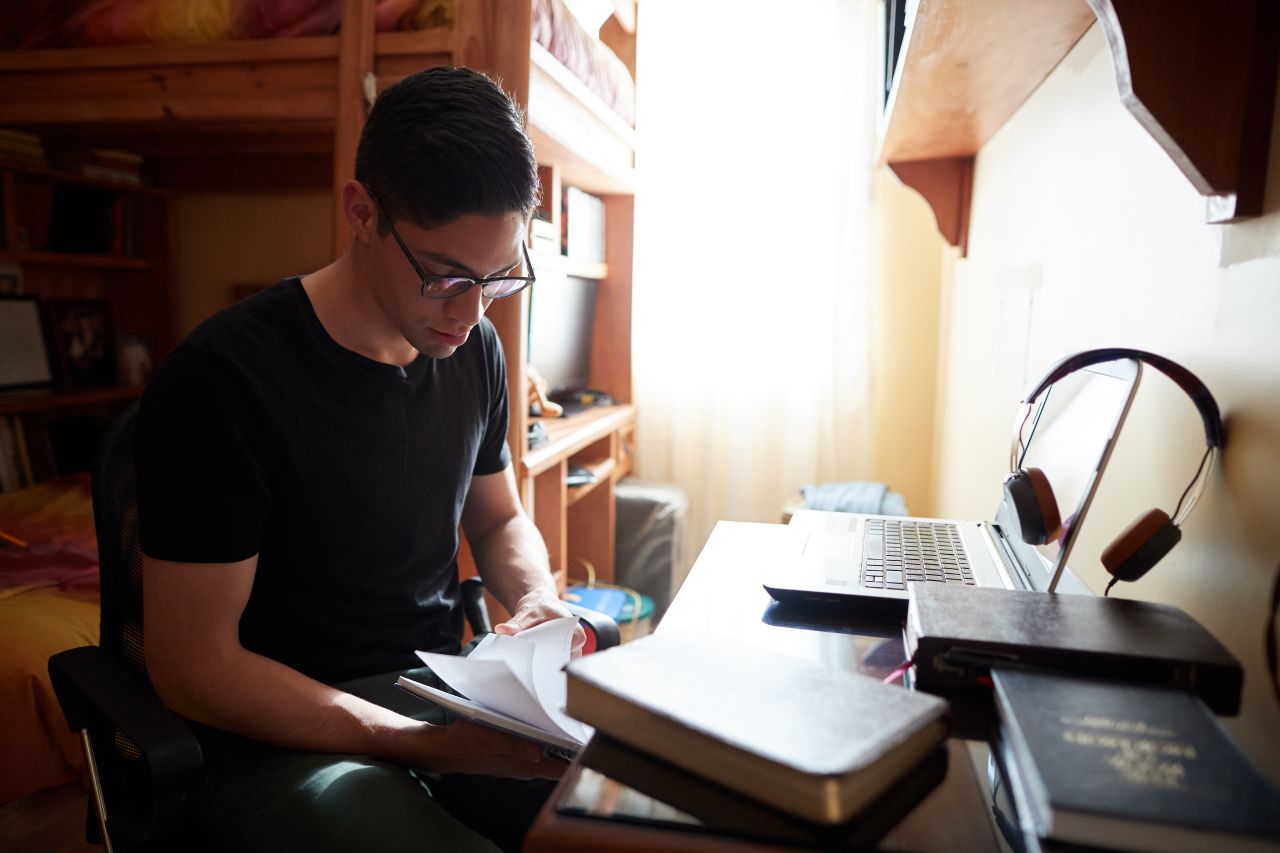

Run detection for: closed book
[[573, 733, 948, 849], [564, 631, 949, 825], [992, 668, 1280, 852], [905, 584, 1243, 714]]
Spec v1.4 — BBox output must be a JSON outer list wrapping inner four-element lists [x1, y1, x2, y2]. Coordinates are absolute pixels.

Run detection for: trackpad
[[801, 531, 859, 559]]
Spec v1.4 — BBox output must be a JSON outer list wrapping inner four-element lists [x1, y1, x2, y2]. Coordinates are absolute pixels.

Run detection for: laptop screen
[[1000, 359, 1142, 593]]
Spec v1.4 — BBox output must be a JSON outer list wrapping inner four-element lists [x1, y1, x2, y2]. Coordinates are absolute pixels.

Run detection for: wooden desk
[[525, 521, 1005, 852]]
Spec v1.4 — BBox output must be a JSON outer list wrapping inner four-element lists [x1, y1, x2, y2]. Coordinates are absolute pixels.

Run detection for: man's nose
[[446, 286, 490, 327]]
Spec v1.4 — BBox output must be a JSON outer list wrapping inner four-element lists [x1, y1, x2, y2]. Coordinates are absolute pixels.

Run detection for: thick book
[[563, 631, 949, 825], [992, 668, 1280, 852], [905, 584, 1243, 714], [563, 732, 948, 849]]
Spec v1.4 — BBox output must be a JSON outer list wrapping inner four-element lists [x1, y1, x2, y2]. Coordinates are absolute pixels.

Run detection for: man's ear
[[343, 181, 377, 243]]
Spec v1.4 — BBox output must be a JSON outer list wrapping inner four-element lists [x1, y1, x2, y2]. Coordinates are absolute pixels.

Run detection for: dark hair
[[355, 66, 539, 231]]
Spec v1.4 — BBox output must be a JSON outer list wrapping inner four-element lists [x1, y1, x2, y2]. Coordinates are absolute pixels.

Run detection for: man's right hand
[[406, 719, 568, 780]]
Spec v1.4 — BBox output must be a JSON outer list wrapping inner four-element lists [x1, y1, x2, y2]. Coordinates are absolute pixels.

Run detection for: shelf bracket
[[1089, 0, 1280, 222], [888, 157, 974, 256]]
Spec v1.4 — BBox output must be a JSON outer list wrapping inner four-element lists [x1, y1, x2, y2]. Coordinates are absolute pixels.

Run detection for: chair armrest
[[460, 576, 493, 635], [563, 602, 620, 651], [48, 646, 203, 844]]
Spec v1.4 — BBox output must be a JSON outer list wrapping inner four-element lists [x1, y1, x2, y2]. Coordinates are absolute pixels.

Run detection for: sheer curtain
[[631, 0, 880, 577]]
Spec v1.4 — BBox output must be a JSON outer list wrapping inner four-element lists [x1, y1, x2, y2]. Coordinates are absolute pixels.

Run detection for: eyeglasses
[[372, 192, 536, 301]]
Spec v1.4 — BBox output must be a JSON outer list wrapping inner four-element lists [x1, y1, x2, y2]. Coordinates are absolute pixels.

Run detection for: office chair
[[48, 402, 618, 850]]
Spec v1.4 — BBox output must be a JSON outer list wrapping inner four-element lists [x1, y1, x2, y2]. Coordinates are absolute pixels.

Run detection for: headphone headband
[[1024, 348, 1225, 449]]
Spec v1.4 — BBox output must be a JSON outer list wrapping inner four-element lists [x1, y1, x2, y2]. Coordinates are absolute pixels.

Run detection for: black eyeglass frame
[[371, 191, 536, 301]]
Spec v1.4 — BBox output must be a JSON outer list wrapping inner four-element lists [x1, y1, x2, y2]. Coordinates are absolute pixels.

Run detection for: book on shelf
[[563, 631, 949, 825], [396, 615, 590, 757], [905, 583, 1244, 714], [0, 129, 47, 170], [992, 667, 1280, 852], [560, 732, 948, 849]]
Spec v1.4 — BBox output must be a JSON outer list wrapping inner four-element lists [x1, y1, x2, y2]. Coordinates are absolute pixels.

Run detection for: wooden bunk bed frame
[[0, 0, 638, 590]]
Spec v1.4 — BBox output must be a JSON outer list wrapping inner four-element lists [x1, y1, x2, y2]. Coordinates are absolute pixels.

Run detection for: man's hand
[[493, 589, 588, 658], [406, 719, 568, 780]]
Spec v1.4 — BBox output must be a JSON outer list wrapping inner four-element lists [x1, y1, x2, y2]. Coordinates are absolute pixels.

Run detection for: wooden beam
[[333, 0, 376, 258], [1088, 0, 1280, 222], [888, 157, 973, 256]]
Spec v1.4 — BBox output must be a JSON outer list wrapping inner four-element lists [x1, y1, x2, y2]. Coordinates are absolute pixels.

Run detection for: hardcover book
[[563, 732, 948, 849], [905, 584, 1243, 713], [992, 668, 1280, 852], [563, 631, 949, 825]]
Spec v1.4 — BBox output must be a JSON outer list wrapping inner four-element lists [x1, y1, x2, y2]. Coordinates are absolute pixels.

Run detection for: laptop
[[763, 359, 1143, 615]]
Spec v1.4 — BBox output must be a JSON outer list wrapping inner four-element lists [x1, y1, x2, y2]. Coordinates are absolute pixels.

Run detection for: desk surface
[[526, 521, 1007, 852]]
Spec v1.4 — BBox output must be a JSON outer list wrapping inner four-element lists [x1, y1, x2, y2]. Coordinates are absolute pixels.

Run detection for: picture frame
[[46, 298, 117, 387], [0, 295, 55, 390]]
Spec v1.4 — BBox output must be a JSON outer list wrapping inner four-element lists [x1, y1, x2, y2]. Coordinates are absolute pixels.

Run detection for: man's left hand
[[493, 590, 588, 657]]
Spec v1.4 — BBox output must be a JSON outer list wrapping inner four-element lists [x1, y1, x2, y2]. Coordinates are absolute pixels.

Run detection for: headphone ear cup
[[1004, 467, 1062, 546], [1101, 509, 1182, 582]]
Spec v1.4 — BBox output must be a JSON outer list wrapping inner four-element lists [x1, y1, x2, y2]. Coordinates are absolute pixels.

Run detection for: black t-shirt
[[138, 277, 511, 683]]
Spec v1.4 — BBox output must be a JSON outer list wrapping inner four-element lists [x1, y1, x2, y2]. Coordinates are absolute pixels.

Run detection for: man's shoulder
[[184, 277, 304, 357]]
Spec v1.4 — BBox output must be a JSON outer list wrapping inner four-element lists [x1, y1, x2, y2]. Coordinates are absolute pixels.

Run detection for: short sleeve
[[138, 345, 275, 563], [472, 321, 512, 476]]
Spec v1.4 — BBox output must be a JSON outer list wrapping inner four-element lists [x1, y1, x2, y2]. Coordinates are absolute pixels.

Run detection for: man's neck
[[301, 252, 419, 367]]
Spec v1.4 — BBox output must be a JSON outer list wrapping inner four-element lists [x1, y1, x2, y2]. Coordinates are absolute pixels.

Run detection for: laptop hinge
[[984, 523, 1031, 591]]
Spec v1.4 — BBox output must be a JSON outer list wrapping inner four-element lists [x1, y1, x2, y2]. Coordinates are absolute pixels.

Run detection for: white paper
[[415, 616, 591, 746]]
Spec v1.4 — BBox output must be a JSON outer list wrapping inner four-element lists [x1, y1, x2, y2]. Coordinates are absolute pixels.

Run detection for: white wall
[[933, 25, 1280, 779]]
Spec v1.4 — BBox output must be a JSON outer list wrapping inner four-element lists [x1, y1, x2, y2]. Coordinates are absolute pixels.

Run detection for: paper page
[[416, 616, 589, 743]]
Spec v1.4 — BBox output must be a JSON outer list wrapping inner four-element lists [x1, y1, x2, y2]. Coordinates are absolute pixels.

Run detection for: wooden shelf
[[880, 0, 1280, 252], [566, 457, 617, 507], [523, 404, 635, 478], [0, 385, 141, 416], [0, 250, 150, 270], [530, 249, 608, 280], [880, 0, 1095, 255], [527, 41, 636, 196], [3, 163, 170, 197]]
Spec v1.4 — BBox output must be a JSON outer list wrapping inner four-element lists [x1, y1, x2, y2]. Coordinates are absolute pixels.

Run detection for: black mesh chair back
[[48, 401, 204, 849], [94, 401, 147, 682]]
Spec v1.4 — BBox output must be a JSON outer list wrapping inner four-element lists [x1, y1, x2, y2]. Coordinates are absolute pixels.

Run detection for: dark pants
[[191, 666, 555, 852]]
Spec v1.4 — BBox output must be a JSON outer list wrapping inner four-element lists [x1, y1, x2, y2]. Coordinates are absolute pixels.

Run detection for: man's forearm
[[470, 513, 558, 613], [154, 643, 425, 762]]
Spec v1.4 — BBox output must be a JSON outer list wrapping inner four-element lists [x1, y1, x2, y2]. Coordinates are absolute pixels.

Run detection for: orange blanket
[[0, 475, 99, 804]]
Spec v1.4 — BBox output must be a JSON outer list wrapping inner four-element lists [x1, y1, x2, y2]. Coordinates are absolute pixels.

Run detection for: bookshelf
[[479, 2, 639, 601], [0, 160, 172, 488]]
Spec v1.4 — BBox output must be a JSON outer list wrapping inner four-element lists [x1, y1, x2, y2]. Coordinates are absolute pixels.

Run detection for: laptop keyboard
[[862, 519, 975, 590]]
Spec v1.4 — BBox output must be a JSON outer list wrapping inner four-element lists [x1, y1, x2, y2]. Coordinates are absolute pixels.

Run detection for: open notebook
[[397, 615, 591, 757]]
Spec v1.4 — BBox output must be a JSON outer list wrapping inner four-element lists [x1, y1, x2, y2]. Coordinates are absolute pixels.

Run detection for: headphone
[[1003, 348, 1225, 589]]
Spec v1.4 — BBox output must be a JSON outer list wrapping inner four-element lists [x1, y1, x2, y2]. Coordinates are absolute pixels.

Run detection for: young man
[[137, 67, 580, 851]]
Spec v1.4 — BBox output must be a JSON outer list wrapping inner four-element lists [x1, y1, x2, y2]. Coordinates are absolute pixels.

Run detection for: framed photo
[[46, 299, 117, 387], [0, 295, 55, 390]]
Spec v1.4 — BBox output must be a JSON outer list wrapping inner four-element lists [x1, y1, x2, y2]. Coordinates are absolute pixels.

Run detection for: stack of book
[[80, 149, 144, 185], [563, 631, 950, 843], [991, 668, 1280, 852], [0, 129, 47, 170]]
